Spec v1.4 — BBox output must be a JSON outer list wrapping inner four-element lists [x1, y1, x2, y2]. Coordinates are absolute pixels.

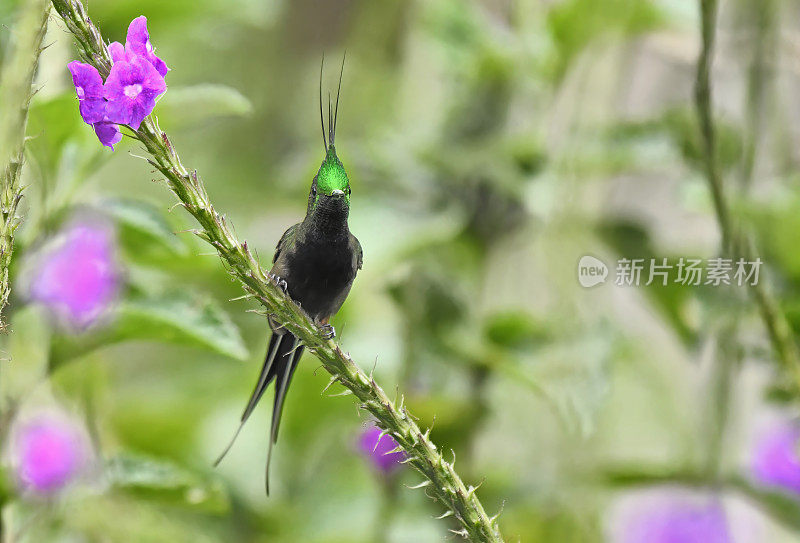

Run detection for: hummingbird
[[215, 58, 362, 494]]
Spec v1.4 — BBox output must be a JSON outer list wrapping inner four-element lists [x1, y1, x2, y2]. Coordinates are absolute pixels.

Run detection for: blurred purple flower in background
[[27, 220, 120, 329], [751, 419, 800, 496], [67, 15, 167, 148], [608, 488, 732, 543], [13, 413, 88, 494], [359, 424, 405, 475]]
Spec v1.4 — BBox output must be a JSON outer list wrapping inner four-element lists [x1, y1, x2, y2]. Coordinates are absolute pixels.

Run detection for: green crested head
[[307, 55, 352, 215], [316, 145, 350, 199]]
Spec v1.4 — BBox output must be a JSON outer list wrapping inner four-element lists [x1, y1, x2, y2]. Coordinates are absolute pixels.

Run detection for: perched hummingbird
[[215, 59, 362, 494]]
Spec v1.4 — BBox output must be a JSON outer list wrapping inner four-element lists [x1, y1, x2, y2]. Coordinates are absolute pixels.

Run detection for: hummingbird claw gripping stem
[[268, 273, 288, 293], [320, 323, 336, 340]]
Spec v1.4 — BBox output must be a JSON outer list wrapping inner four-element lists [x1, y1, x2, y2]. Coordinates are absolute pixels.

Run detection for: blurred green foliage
[[2, 0, 800, 541]]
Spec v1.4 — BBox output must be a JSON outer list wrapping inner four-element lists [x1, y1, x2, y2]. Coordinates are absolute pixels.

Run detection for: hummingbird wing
[[273, 223, 299, 263], [350, 233, 363, 270]]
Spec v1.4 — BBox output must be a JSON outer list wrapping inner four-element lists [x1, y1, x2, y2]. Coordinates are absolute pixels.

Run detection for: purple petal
[[148, 55, 169, 78], [68, 61, 103, 98], [68, 61, 105, 124], [78, 99, 107, 126], [125, 16, 150, 52], [751, 420, 800, 495], [103, 87, 135, 127], [104, 57, 165, 129], [138, 57, 167, 96], [93, 121, 122, 149], [108, 41, 129, 63], [125, 15, 169, 77]]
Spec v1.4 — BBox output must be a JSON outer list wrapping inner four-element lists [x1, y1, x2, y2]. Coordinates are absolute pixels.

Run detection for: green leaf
[[546, 0, 665, 81], [26, 92, 84, 176], [157, 84, 253, 128], [103, 198, 188, 258], [746, 189, 800, 281], [26, 92, 110, 183], [105, 454, 229, 514], [484, 310, 550, 350], [599, 466, 707, 488], [50, 291, 248, 367], [660, 107, 744, 175]]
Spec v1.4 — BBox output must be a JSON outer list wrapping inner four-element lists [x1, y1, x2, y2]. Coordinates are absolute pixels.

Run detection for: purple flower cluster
[[13, 413, 88, 494], [68, 16, 168, 149], [27, 220, 120, 329], [359, 424, 405, 475], [608, 489, 732, 543], [751, 419, 800, 496]]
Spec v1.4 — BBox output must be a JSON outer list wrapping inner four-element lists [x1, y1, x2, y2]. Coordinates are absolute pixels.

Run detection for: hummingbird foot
[[319, 324, 336, 340], [268, 273, 288, 293]]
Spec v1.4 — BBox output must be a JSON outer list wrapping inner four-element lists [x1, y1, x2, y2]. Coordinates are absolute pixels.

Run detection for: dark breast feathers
[[275, 232, 361, 321]]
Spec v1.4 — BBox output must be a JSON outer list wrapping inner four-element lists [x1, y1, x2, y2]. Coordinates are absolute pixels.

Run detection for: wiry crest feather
[[332, 52, 345, 147], [318, 52, 346, 150], [328, 92, 332, 147], [319, 55, 327, 151]]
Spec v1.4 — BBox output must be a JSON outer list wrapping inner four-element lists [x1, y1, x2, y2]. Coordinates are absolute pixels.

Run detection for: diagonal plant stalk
[[695, 0, 800, 391], [49, 1, 504, 540], [0, 0, 50, 329], [739, 0, 775, 193]]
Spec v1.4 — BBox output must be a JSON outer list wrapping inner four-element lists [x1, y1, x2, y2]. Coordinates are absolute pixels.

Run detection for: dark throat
[[304, 200, 350, 241]]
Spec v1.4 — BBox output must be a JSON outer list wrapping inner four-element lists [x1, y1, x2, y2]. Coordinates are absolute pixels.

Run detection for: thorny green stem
[[695, 0, 800, 392], [0, 0, 50, 328], [49, 1, 504, 540]]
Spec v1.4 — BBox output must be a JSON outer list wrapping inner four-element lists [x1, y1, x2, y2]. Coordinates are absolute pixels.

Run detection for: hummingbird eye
[[311, 186, 317, 197]]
